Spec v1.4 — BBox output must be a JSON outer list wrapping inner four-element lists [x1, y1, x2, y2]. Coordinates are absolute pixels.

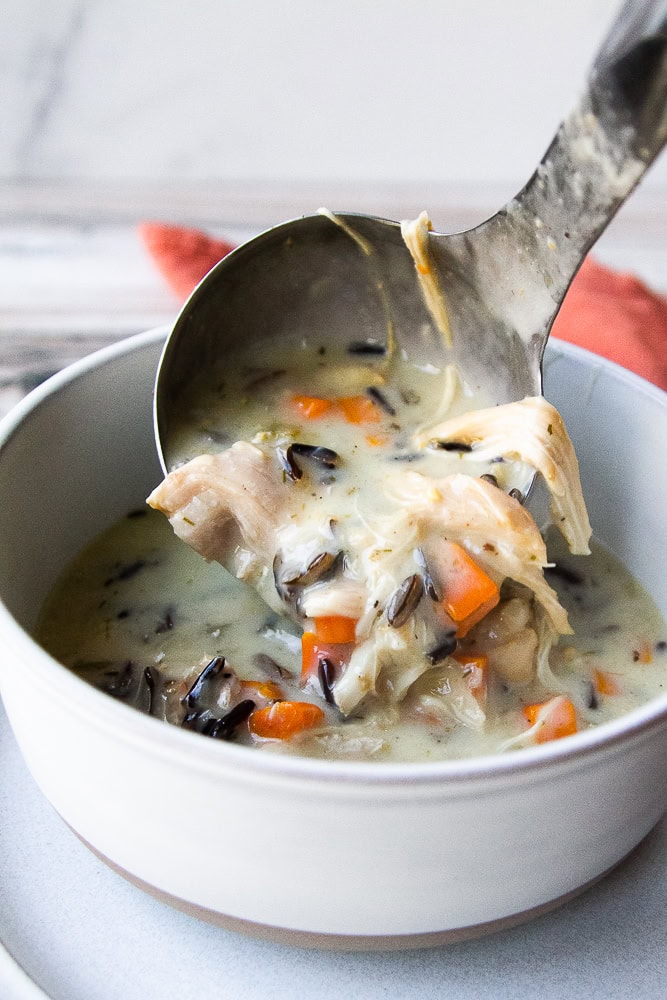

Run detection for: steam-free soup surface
[[36, 504, 665, 762]]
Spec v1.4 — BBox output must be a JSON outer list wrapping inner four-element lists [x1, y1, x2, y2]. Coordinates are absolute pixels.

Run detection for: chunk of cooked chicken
[[387, 471, 571, 634], [400, 211, 453, 348], [413, 396, 592, 555], [147, 441, 294, 612]]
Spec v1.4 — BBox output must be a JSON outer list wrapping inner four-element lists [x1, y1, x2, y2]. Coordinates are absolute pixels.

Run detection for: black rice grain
[[318, 658, 337, 704], [426, 632, 458, 664], [204, 699, 256, 740], [347, 341, 386, 355], [366, 386, 396, 416], [386, 574, 423, 628], [182, 655, 227, 707]]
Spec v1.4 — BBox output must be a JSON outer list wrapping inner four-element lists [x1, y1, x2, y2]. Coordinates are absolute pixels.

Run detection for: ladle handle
[[464, 0, 667, 360], [590, 0, 667, 166], [499, 0, 666, 327]]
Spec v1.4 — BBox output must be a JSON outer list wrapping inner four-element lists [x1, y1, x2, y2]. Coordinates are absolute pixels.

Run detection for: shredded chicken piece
[[413, 364, 461, 439], [388, 472, 571, 634], [400, 211, 453, 348], [318, 207, 396, 360], [300, 579, 368, 620], [318, 207, 374, 257], [333, 618, 433, 716], [406, 663, 487, 731], [413, 396, 592, 554], [147, 441, 290, 584]]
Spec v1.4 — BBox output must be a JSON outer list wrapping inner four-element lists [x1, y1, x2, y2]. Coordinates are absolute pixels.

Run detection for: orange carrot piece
[[592, 668, 620, 696], [454, 653, 488, 702], [248, 701, 325, 740], [337, 395, 381, 424], [437, 541, 500, 636], [314, 615, 358, 644], [242, 680, 284, 702], [365, 433, 389, 447], [633, 641, 653, 664], [301, 630, 319, 683], [301, 630, 354, 689], [455, 595, 502, 638], [523, 695, 578, 743], [291, 395, 333, 419]]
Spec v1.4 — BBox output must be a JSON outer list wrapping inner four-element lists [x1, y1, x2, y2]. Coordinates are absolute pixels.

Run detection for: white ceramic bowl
[[0, 328, 665, 949]]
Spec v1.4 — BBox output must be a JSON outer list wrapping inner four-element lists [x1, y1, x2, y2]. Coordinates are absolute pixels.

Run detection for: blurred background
[[4, 0, 667, 211], [0, 0, 665, 396]]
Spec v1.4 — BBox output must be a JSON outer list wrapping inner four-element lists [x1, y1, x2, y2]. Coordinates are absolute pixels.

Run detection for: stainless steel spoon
[[155, 0, 666, 481]]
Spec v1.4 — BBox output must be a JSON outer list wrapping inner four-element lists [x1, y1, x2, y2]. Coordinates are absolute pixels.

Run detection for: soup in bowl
[[0, 327, 664, 947]]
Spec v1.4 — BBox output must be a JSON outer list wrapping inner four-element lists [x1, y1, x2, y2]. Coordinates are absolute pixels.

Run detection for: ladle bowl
[[155, 0, 667, 493]]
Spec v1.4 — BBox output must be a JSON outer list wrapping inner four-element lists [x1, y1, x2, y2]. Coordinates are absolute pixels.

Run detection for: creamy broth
[[36, 507, 665, 762], [167, 334, 517, 492]]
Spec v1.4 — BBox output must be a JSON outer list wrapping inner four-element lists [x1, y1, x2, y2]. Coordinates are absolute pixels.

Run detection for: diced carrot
[[454, 653, 488, 703], [241, 680, 284, 702], [301, 630, 319, 683], [633, 641, 653, 664], [365, 433, 389, 447], [248, 701, 325, 740], [337, 395, 381, 424], [291, 395, 333, 419], [314, 615, 358, 644], [437, 541, 500, 636], [455, 595, 501, 637], [523, 695, 578, 743], [300, 630, 354, 684], [593, 668, 620, 696]]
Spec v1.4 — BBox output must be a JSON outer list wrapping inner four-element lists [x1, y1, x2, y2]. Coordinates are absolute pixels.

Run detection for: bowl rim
[[0, 327, 665, 790]]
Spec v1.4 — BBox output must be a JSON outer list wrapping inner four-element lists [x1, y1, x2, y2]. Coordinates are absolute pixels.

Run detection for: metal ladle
[[155, 0, 666, 488]]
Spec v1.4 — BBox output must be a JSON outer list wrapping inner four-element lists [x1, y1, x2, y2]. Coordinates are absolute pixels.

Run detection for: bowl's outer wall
[[0, 331, 665, 937], [1, 667, 665, 936]]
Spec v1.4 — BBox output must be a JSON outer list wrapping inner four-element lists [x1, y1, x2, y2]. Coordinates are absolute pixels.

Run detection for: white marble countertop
[[0, 180, 665, 999]]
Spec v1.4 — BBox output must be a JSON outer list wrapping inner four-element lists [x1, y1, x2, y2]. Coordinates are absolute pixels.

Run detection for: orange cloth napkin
[[139, 222, 667, 391]]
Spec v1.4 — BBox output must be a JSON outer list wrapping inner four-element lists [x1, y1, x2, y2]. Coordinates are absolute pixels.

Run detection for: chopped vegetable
[[337, 395, 381, 424], [523, 695, 578, 742], [301, 630, 318, 682], [291, 395, 333, 420], [437, 541, 500, 636], [633, 641, 653, 664], [592, 668, 620, 696], [290, 393, 383, 425], [248, 700, 325, 740], [314, 615, 358, 644], [241, 679, 284, 702], [301, 629, 354, 683]]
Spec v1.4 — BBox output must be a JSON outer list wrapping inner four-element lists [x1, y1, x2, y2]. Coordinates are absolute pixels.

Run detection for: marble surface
[[5, 1, 667, 193]]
